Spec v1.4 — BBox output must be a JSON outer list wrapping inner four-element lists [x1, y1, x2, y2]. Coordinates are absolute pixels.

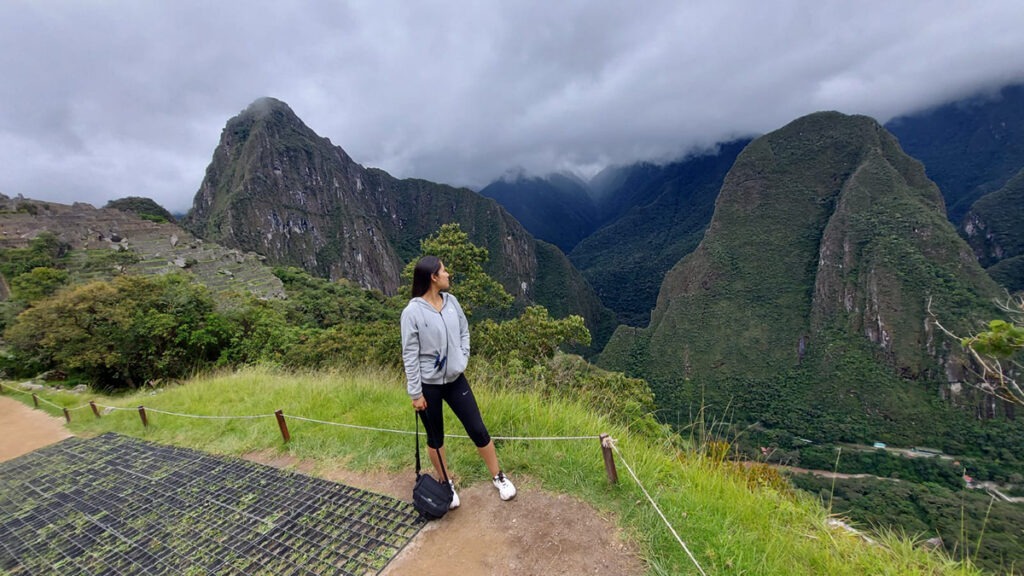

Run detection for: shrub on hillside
[[474, 353, 664, 435], [4, 274, 230, 389], [273, 266, 398, 328], [9, 267, 69, 302], [474, 305, 590, 366], [0, 232, 66, 279], [281, 320, 400, 369]]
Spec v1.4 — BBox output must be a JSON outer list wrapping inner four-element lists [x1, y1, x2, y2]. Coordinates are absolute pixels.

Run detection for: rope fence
[[611, 440, 707, 576], [1, 380, 703, 572]]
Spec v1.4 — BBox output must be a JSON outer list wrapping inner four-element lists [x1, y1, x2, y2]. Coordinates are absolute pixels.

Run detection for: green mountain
[[570, 140, 749, 326], [885, 84, 1024, 223], [182, 98, 616, 346], [599, 111, 1004, 446], [478, 171, 598, 252], [963, 167, 1024, 292]]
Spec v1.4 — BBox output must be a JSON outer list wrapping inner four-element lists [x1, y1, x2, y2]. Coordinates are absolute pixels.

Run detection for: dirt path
[[247, 451, 647, 576], [0, 396, 72, 462]]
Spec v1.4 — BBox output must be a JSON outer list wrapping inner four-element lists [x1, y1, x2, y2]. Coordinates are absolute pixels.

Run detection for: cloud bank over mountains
[[1, 1, 1023, 212]]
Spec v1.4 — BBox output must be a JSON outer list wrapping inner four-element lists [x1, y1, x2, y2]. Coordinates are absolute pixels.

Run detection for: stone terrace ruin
[[0, 196, 284, 300]]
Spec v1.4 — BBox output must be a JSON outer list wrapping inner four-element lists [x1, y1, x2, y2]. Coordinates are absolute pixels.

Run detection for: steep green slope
[[885, 83, 1024, 223], [570, 141, 749, 326], [963, 167, 1024, 291], [183, 98, 615, 348], [600, 112, 1004, 446]]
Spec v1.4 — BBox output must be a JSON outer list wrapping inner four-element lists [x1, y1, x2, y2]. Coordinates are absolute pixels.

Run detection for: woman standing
[[401, 255, 516, 508]]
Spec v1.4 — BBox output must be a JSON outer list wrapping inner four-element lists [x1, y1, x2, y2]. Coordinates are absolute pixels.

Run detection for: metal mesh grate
[[0, 433, 424, 575]]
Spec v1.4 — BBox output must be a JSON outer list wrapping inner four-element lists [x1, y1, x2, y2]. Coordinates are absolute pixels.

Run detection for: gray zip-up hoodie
[[400, 292, 470, 399]]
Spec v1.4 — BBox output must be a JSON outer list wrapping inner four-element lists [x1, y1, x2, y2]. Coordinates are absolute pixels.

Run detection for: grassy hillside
[[5, 366, 980, 575]]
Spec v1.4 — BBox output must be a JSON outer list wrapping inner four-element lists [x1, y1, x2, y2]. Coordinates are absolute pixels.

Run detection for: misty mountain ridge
[[884, 83, 1024, 292], [482, 139, 751, 326], [885, 83, 1024, 224]]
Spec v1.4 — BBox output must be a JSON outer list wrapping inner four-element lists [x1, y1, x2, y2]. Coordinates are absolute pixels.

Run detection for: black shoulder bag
[[412, 411, 453, 520]]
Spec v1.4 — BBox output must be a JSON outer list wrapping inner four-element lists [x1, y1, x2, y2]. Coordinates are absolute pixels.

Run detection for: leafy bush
[[473, 353, 663, 435], [4, 274, 229, 388], [474, 305, 590, 366], [0, 232, 66, 279], [9, 267, 69, 302], [273, 266, 398, 328], [282, 320, 399, 370]]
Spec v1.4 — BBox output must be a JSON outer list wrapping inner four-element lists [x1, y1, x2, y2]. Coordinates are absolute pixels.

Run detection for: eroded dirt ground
[[246, 450, 647, 576], [0, 396, 72, 462]]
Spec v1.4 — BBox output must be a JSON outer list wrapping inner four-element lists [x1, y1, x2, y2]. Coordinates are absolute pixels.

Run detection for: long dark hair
[[411, 255, 442, 298]]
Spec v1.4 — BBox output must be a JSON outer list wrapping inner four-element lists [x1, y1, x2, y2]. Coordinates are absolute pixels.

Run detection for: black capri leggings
[[418, 373, 491, 449]]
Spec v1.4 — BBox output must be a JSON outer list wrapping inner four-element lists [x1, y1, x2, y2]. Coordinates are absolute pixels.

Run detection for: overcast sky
[[2, 1, 1023, 213]]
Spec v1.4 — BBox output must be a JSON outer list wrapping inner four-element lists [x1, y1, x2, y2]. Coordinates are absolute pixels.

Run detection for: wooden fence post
[[600, 433, 618, 484], [90, 401, 100, 418], [32, 393, 39, 408], [138, 406, 149, 428], [275, 410, 291, 443], [63, 408, 71, 423]]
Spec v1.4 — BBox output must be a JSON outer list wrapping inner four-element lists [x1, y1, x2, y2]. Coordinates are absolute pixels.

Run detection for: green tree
[[9, 267, 69, 302], [4, 274, 229, 388], [216, 296, 302, 366], [272, 266, 397, 328], [401, 223, 513, 316], [0, 232, 67, 279], [474, 305, 590, 366]]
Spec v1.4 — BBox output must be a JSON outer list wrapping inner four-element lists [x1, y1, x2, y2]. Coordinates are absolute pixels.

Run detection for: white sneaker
[[492, 471, 516, 501], [448, 480, 460, 509]]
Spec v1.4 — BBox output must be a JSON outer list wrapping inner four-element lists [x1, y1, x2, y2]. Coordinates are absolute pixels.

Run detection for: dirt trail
[[0, 396, 72, 462], [247, 452, 647, 576], [0, 402, 646, 575]]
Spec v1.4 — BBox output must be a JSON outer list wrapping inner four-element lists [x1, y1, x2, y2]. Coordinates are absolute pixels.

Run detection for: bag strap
[[415, 410, 450, 484]]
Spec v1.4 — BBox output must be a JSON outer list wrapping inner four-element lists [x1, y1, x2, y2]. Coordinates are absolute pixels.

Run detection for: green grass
[[3, 366, 982, 575]]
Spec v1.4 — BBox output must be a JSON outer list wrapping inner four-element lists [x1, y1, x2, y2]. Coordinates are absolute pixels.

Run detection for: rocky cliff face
[[599, 112, 1004, 440], [184, 98, 401, 291], [183, 98, 616, 345]]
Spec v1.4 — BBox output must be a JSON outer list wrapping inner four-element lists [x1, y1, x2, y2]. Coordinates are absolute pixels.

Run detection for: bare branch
[[926, 295, 1024, 406]]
